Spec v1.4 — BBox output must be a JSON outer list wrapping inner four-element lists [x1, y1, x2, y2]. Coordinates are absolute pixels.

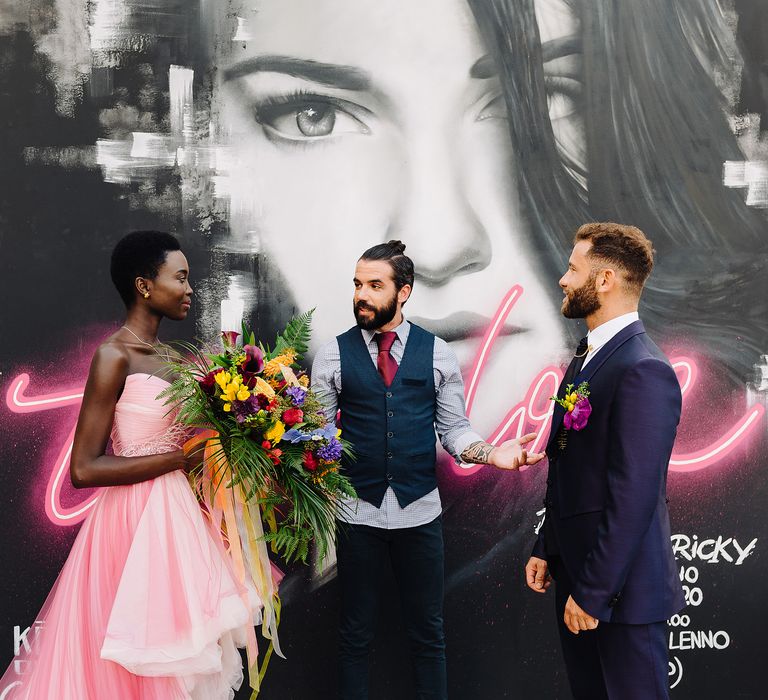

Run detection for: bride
[[0, 231, 262, 699]]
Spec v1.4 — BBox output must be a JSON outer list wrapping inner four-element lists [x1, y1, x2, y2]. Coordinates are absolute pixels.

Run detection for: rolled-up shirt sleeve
[[311, 339, 341, 422], [433, 338, 483, 462]]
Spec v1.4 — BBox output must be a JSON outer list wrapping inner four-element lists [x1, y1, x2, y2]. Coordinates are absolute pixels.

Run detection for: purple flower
[[563, 397, 592, 431], [241, 344, 265, 374], [285, 386, 307, 406], [233, 394, 264, 423], [317, 438, 343, 462]]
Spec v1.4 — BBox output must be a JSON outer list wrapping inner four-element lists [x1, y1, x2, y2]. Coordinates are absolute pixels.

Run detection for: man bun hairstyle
[[575, 222, 655, 294], [359, 239, 415, 292], [110, 230, 181, 307]]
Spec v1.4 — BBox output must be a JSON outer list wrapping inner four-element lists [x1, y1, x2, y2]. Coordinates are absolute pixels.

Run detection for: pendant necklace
[[122, 325, 158, 348]]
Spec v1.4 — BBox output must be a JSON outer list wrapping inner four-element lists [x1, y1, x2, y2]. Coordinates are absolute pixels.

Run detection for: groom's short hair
[[575, 222, 655, 294], [359, 240, 415, 292]]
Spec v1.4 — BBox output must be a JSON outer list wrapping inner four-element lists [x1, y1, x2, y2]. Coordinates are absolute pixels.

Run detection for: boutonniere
[[551, 381, 592, 432]]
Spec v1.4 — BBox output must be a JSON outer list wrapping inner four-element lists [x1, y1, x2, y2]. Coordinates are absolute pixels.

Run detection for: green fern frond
[[273, 309, 314, 360]]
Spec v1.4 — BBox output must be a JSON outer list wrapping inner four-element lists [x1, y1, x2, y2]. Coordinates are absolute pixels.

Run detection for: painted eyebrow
[[541, 35, 582, 64], [470, 35, 582, 79], [222, 55, 371, 91], [470, 54, 497, 79]]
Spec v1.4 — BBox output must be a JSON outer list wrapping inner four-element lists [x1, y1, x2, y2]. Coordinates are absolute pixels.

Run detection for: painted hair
[[110, 230, 181, 307], [468, 0, 768, 381]]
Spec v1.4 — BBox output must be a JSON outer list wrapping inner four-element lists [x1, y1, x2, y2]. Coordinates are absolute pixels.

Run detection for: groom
[[525, 223, 685, 699], [313, 240, 543, 700]]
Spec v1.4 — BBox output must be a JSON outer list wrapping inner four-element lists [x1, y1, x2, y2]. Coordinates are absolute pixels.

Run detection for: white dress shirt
[[581, 312, 640, 369], [311, 318, 483, 529]]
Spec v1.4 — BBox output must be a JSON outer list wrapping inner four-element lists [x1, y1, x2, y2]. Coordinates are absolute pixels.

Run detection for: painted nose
[[386, 131, 490, 287]]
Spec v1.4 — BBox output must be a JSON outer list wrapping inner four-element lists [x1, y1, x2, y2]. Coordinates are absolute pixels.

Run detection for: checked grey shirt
[[311, 318, 482, 529]]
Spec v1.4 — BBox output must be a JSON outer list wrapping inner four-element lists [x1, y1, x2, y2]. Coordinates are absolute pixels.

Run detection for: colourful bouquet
[[162, 310, 355, 563], [160, 310, 355, 696]]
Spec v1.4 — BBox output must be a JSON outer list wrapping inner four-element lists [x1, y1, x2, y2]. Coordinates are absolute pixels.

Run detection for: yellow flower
[[215, 371, 231, 390], [223, 403, 232, 412], [236, 386, 251, 402], [299, 375, 309, 387], [224, 384, 239, 402], [265, 420, 286, 442], [264, 350, 298, 378]]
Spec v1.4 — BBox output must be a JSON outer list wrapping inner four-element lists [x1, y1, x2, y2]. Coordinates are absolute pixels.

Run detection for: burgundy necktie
[[375, 331, 399, 387]]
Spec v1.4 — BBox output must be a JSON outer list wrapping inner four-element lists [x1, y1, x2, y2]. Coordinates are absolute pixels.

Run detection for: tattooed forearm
[[460, 440, 496, 465]]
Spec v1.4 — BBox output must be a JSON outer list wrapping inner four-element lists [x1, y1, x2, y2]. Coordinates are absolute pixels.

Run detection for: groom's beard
[[354, 292, 399, 330], [562, 274, 601, 319]]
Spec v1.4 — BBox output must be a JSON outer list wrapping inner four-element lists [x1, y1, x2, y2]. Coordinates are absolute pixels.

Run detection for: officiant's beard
[[354, 293, 399, 330], [562, 273, 601, 319]]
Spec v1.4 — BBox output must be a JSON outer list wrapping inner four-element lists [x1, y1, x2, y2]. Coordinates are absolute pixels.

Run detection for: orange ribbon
[[184, 430, 282, 697]]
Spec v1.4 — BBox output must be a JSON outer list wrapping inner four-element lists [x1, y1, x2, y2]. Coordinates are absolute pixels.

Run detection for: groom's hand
[[564, 595, 599, 634], [525, 556, 551, 593], [488, 433, 545, 470]]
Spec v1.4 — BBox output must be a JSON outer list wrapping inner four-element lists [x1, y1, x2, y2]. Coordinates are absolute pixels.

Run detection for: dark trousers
[[550, 556, 670, 700], [336, 517, 447, 700]]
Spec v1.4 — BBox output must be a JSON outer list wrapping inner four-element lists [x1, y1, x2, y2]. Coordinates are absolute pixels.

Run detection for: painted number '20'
[[682, 585, 703, 607]]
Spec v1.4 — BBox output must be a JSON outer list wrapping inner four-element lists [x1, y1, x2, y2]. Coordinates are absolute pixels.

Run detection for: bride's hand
[[181, 445, 205, 474]]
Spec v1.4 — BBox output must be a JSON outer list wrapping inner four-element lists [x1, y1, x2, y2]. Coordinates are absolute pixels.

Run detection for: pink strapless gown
[[1, 374, 255, 699]]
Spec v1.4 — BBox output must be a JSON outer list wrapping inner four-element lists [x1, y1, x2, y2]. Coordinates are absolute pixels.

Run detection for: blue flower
[[281, 423, 338, 444], [285, 386, 307, 406], [315, 424, 338, 441], [281, 428, 312, 443], [317, 438, 343, 462]]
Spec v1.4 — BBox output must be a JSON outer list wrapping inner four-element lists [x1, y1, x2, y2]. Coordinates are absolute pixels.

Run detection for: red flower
[[199, 368, 223, 396], [251, 393, 270, 409], [282, 408, 304, 427], [262, 440, 272, 450], [241, 370, 258, 389], [267, 448, 282, 465], [303, 451, 319, 472]]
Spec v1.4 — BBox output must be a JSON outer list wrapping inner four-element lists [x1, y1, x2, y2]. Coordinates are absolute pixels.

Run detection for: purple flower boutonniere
[[551, 381, 592, 431]]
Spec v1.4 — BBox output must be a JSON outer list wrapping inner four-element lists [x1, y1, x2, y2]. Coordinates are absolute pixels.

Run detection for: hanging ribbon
[[184, 430, 283, 697]]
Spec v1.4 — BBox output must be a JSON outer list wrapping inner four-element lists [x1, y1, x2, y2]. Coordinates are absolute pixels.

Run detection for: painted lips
[[410, 311, 526, 343]]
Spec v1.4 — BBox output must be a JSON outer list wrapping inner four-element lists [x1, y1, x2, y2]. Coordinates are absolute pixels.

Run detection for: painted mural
[[1, 1, 766, 697]]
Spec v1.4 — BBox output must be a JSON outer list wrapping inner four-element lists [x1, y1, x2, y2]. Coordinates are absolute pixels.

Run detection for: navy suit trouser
[[336, 517, 447, 700], [550, 556, 670, 700]]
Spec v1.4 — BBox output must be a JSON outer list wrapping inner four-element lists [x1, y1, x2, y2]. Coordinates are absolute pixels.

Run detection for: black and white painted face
[[214, 0, 582, 433]]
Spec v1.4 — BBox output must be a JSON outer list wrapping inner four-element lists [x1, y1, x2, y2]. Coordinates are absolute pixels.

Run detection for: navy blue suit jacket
[[532, 320, 686, 624]]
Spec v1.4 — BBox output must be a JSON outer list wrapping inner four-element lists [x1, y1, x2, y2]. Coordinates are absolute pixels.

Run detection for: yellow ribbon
[[184, 430, 283, 696]]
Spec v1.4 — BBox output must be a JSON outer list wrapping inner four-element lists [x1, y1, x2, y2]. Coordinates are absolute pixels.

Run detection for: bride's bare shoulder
[[88, 338, 131, 379]]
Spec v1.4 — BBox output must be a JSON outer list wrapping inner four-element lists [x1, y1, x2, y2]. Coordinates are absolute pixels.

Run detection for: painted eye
[[295, 104, 335, 137], [255, 96, 370, 141], [545, 76, 582, 122], [476, 94, 508, 121]]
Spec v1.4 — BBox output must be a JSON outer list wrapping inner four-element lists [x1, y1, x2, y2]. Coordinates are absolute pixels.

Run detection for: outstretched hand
[[488, 433, 545, 470]]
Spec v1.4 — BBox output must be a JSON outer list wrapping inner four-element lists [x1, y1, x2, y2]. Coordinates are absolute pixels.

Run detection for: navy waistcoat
[[337, 323, 437, 508]]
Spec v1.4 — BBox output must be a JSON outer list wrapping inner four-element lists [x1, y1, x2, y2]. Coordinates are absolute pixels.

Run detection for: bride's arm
[[70, 344, 189, 488]]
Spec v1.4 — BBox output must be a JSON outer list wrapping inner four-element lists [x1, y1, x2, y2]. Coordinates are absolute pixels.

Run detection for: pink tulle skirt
[[1, 470, 254, 699]]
